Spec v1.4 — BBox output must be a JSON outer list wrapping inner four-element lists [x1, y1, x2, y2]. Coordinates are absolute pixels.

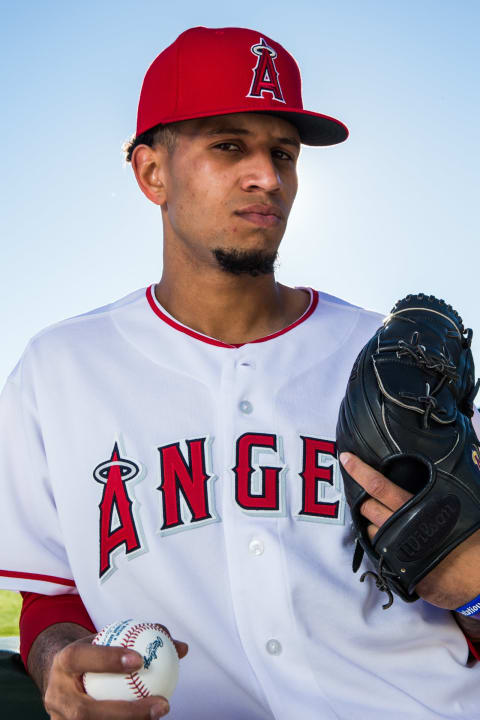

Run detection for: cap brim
[[142, 107, 348, 146], [265, 108, 349, 146]]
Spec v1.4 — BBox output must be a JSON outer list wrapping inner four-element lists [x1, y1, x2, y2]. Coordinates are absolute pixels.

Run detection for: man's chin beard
[[212, 248, 278, 277]]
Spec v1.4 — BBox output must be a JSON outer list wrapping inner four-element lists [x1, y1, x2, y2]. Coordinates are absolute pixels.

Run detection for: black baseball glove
[[336, 293, 480, 608]]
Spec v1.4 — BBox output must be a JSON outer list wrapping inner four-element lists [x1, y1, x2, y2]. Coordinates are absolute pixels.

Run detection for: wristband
[[455, 593, 480, 618]]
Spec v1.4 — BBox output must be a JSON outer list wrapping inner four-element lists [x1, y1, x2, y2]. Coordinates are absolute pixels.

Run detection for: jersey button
[[239, 400, 253, 414], [266, 639, 282, 656], [248, 538, 264, 556], [238, 359, 255, 369]]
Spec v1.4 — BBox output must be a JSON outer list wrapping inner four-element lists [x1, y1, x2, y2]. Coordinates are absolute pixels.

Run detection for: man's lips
[[235, 204, 284, 227]]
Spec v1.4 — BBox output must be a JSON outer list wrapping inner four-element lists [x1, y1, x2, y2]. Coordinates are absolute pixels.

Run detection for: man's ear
[[131, 145, 168, 206]]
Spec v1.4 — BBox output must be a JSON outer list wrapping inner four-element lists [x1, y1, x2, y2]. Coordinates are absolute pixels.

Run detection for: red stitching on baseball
[[128, 671, 150, 699], [126, 623, 178, 658], [121, 622, 168, 648]]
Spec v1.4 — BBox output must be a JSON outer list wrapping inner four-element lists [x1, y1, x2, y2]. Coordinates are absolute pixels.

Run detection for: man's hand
[[28, 622, 188, 720], [340, 452, 480, 611]]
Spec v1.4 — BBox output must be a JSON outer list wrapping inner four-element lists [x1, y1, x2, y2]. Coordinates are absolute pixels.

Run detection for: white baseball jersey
[[1, 285, 479, 719]]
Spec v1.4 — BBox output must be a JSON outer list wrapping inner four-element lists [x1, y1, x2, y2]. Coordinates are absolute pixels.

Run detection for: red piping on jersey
[[146, 285, 319, 347], [0, 569, 75, 587]]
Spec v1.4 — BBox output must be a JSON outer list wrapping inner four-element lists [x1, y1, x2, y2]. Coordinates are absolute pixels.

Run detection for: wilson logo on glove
[[395, 495, 460, 562]]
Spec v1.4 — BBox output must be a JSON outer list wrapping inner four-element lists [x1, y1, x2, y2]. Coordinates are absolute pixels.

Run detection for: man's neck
[[154, 271, 310, 345]]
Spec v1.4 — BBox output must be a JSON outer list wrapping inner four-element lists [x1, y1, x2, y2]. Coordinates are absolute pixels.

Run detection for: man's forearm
[[454, 613, 480, 643], [27, 623, 92, 696]]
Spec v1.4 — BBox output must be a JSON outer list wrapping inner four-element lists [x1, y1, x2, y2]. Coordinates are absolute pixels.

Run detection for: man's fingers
[[57, 638, 143, 675], [360, 497, 393, 528], [47, 693, 170, 720], [172, 639, 188, 659], [57, 629, 188, 675], [44, 627, 186, 719], [84, 696, 170, 719], [340, 452, 412, 511]]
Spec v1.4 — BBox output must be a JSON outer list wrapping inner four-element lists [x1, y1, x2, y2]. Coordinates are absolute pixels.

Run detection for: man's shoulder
[[311, 288, 385, 335], [315, 289, 384, 318], [33, 286, 145, 340], [8, 287, 147, 384]]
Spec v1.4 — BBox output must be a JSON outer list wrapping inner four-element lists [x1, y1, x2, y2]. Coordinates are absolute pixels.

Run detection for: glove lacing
[[399, 382, 439, 429], [360, 556, 399, 610], [395, 336, 458, 382], [379, 331, 461, 428]]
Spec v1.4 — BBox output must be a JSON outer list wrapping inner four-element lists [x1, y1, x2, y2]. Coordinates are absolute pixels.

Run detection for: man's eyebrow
[[205, 126, 301, 149], [205, 127, 250, 137]]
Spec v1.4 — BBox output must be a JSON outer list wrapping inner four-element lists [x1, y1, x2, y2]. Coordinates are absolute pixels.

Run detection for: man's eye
[[215, 142, 240, 151], [273, 150, 293, 161]]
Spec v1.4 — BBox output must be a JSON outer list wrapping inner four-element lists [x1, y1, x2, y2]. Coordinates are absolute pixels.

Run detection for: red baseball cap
[[136, 26, 348, 146]]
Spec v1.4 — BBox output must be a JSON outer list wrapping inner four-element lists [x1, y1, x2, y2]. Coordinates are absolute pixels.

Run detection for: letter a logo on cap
[[247, 38, 285, 103]]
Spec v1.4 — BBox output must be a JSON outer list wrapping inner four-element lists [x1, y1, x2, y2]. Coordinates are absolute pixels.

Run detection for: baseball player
[[1, 26, 480, 720]]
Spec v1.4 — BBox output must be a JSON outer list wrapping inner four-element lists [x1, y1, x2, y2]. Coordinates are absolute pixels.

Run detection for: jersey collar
[[146, 285, 318, 348]]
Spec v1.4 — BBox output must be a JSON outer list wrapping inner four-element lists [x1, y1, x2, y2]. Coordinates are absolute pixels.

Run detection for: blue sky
[[1, 0, 479, 384]]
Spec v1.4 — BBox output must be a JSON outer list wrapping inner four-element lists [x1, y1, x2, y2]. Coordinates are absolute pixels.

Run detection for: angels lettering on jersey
[[94, 434, 344, 581]]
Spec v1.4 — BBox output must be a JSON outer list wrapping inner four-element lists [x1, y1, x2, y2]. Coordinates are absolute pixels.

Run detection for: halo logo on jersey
[[94, 443, 143, 579], [247, 38, 285, 103]]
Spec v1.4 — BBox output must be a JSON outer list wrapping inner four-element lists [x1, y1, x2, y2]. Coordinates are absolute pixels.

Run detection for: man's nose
[[240, 152, 281, 193]]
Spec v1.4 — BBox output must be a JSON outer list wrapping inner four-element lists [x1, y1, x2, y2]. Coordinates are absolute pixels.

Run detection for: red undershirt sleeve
[[464, 635, 480, 662], [19, 592, 96, 668]]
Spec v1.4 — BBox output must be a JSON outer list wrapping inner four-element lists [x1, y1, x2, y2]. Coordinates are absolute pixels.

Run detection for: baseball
[[83, 619, 179, 701]]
